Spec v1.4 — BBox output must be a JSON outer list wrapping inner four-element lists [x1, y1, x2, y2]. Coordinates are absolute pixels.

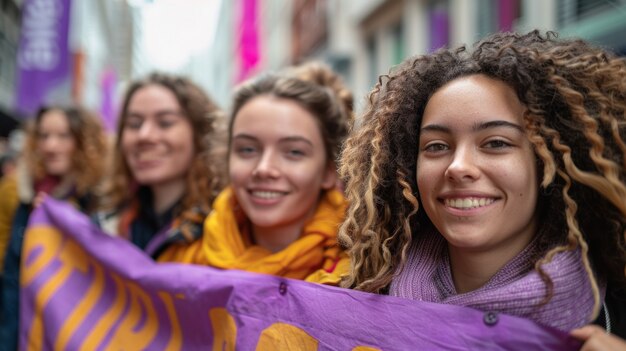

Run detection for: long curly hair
[[24, 106, 107, 197], [102, 72, 227, 221], [230, 61, 353, 166], [339, 31, 626, 318]]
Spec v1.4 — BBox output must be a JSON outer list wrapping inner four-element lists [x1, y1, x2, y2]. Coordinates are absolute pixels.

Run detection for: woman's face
[[416, 74, 538, 257], [36, 109, 76, 176], [229, 95, 336, 231], [121, 84, 195, 188]]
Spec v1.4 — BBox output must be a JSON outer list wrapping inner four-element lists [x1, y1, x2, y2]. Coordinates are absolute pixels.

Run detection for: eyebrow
[[232, 134, 314, 147], [420, 120, 524, 134], [126, 109, 182, 118]]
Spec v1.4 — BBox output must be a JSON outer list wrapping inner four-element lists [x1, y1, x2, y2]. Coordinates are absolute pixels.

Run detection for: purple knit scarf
[[389, 232, 599, 331]]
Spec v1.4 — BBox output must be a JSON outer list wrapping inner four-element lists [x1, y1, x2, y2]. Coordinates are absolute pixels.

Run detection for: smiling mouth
[[443, 197, 495, 210], [136, 153, 163, 162], [250, 190, 288, 199]]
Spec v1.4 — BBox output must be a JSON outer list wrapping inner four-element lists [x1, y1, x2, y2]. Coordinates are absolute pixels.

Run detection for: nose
[[137, 120, 156, 141], [445, 146, 480, 182], [40, 135, 60, 152], [252, 151, 281, 179]]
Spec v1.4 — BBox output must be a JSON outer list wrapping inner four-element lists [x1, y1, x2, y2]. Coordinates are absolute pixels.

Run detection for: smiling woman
[[0, 106, 107, 350], [161, 62, 353, 284], [338, 30, 626, 341], [95, 72, 227, 260]]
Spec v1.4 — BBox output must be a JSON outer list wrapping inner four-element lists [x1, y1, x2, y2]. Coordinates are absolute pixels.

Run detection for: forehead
[[232, 96, 323, 141], [422, 74, 525, 128], [127, 84, 180, 112], [38, 110, 70, 131]]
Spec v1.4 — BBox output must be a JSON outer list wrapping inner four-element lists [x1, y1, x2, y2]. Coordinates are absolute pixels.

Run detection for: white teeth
[[252, 191, 284, 199], [445, 197, 494, 209]]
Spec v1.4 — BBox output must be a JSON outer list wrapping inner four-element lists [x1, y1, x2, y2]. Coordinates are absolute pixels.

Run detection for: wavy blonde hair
[[101, 72, 227, 222], [339, 31, 626, 319], [24, 106, 107, 200]]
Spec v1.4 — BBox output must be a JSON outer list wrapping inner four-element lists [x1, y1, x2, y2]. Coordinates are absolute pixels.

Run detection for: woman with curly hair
[[339, 30, 626, 344], [95, 72, 227, 261], [165, 62, 352, 284], [0, 106, 107, 350]]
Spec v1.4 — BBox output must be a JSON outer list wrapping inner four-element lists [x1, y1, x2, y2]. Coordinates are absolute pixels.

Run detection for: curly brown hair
[[339, 31, 626, 318], [102, 72, 227, 221], [230, 61, 353, 165], [24, 106, 107, 198]]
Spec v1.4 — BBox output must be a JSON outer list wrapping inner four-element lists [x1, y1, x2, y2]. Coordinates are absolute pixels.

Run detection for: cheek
[[63, 140, 77, 156], [294, 159, 328, 188], [120, 132, 134, 155], [416, 158, 436, 198], [504, 151, 538, 193], [228, 159, 250, 186]]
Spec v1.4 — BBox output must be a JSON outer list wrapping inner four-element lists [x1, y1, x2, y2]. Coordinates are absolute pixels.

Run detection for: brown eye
[[484, 139, 512, 149], [424, 143, 448, 152]]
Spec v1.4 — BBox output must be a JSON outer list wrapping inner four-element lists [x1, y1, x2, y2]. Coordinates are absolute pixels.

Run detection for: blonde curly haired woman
[[0, 106, 107, 350]]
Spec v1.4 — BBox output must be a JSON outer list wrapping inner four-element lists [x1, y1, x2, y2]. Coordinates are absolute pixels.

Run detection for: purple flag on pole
[[15, 0, 72, 116], [100, 68, 117, 133], [429, 7, 449, 53], [237, 0, 260, 82], [21, 199, 582, 350]]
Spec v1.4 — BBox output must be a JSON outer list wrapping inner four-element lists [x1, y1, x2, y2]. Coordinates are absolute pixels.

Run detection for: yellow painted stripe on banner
[[21, 226, 63, 286], [210, 308, 237, 351], [55, 259, 105, 350], [26, 251, 73, 351], [81, 274, 127, 349], [159, 292, 183, 351], [105, 282, 159, 349]]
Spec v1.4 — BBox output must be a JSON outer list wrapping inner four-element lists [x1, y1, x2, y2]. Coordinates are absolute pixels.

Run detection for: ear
[[320, 161, 338, 190]]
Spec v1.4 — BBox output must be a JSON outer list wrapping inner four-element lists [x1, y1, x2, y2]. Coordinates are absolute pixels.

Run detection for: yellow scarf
[[171, 187, 348, 284]]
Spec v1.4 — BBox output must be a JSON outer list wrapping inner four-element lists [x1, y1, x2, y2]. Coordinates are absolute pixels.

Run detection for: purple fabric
[[15, 0, 72, 116], [21, 199, 581, 350], [390, 231, 597, 331]]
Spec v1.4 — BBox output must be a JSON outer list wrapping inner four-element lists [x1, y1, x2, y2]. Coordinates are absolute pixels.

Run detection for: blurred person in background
[[0, 151, 17, 179], [162, 62, 353, 284], [0, 151, 17, 291], [95, 72, 227, 261], [0, 106, 107, 350]]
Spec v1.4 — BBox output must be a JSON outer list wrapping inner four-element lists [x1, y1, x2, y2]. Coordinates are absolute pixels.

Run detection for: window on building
[[558, 0, 623, 25], [391, 22, 405, 65], [367, 36, 378, 85]]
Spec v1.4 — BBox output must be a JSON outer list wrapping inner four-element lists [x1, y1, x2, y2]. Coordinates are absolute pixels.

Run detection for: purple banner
[[237, 0, 260, 82], [429, 7, 449, 52], [20, 199, 581, 350], [15, 0, 72, 116], [100, 68, 117, 133]]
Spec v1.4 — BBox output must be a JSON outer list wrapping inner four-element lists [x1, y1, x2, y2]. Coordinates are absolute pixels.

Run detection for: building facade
[[0, 0, 22, 138]]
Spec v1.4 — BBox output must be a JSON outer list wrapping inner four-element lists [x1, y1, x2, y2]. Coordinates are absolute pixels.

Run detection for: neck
[[150, 179, 186, 215], [251, 198, 320, 253], [252, 223, 304, 253], [448, 236, 535, 294]]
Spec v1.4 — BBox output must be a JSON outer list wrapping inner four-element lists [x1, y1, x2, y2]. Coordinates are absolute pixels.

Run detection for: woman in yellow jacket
[[162, 63, 352, 284], [0, 106, 107, 350]]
